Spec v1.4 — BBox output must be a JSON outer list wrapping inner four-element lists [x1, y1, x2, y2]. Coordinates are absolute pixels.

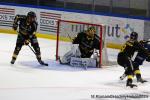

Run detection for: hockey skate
[[10, 57, 16, 64], [137, 78, 148, 83], [126, 80, 137, 88], [10, 59, 15, 64], [126, 83, 137, 88], [136, 74, 148, 83]]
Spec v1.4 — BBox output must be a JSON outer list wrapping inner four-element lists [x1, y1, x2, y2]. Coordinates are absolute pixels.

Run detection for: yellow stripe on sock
[[127, 75, 133, 79], [134, 70, 141, 75], [12, 54, 17, 58]]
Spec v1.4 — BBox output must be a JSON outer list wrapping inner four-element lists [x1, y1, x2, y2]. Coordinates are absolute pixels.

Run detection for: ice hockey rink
[[0, 33, 150, 100]]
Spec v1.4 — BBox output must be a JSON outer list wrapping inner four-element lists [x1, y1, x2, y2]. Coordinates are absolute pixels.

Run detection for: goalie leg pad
[[60, 45, 81, 64], [60, 50, 74, 64], [70, 57, 97, 68]]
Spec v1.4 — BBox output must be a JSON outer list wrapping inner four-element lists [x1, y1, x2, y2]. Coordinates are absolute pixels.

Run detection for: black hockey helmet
[[130, 32, 138, 40], [27, 11, 36, 18], [27, 11, 36, 23]]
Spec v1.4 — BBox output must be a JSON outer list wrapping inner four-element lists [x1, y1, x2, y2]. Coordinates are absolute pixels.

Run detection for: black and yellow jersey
[[13, 15, 38, 36], [120, 39, 149, 58], [72, 32, 100, 58]]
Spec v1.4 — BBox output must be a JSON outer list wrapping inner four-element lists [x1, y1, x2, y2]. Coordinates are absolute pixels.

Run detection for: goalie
[[10, 11, 48, 66], [59, 26, 100, 68]]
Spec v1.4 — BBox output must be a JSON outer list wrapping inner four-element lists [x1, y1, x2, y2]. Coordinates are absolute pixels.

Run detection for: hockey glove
[[24, 40, 30, 45]]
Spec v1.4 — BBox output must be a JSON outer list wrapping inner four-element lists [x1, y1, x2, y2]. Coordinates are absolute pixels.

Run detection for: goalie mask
[[87, 26, 96, 39], [130, 32, 138, 41]]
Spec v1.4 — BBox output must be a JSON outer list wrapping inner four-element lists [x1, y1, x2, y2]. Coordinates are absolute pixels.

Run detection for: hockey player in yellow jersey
[[117, 32, 149, 88]]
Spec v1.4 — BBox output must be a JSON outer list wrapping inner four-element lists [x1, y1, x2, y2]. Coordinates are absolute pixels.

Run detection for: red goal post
[[56, 19, 105, 67]]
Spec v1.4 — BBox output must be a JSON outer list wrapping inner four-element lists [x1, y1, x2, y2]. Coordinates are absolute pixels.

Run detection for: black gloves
[[24, 40, 30, 45]]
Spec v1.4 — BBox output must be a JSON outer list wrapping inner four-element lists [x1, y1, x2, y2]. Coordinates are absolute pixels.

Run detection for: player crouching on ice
[[10, 11, 48, 66], [117, 32, 150, 88], [59, 26, 100, 69]]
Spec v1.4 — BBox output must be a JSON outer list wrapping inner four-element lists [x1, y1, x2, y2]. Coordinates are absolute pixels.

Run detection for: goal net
[[56, 20, 114, 68]]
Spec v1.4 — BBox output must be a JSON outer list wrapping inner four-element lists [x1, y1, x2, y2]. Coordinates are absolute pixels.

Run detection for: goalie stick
[[66, 32, 74, 42]]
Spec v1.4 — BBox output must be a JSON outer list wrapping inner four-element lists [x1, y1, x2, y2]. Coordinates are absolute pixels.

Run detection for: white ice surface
[[0, 33, 150, 100]]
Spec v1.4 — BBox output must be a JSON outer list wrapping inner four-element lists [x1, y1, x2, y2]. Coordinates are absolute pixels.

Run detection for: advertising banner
[[0, 4, 145, 47]]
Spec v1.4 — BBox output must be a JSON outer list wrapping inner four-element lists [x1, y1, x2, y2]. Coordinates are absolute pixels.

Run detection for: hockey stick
[[17, 31, 48, 66], [128, 57, 134, 71], [16, 31, 37, 55], [27, 44, 48, 66], [27, 44, 36, 55]]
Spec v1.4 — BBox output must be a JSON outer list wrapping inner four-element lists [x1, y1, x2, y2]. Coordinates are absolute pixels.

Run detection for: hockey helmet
[[27, 11, 36, 22], [27, 11, 36, 18], [130, 32, 138, 40]]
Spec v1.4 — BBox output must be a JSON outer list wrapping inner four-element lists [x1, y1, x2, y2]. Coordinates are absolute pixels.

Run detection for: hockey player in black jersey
[[117, 32, 150, 88], [133, 40, 150, 83], [120, 40, 150, 83], [10, 11, 48, 66], [59, 26, 100, 67]]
